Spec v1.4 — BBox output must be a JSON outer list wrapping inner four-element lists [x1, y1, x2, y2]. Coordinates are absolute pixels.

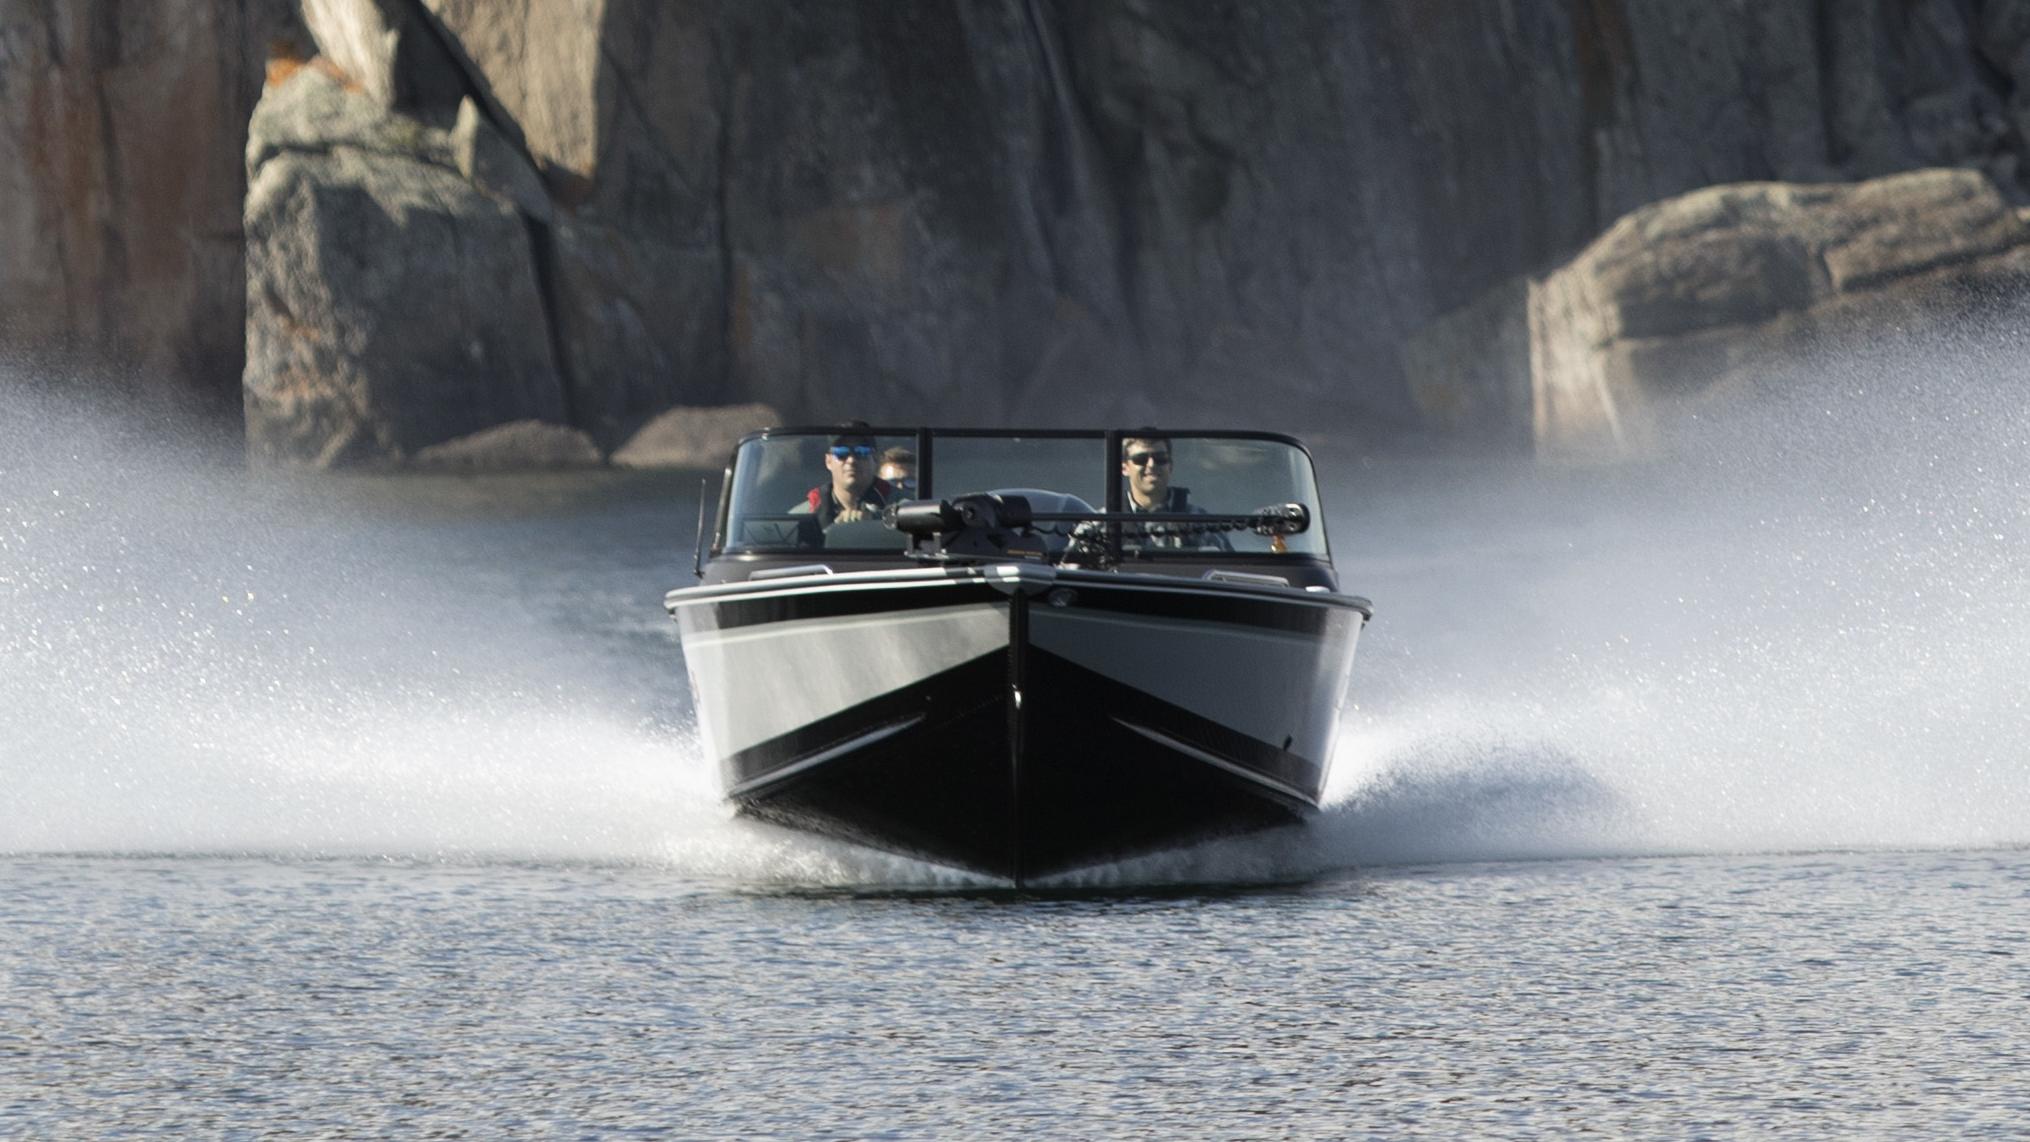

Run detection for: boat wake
[[8, 316, 2030, 885]]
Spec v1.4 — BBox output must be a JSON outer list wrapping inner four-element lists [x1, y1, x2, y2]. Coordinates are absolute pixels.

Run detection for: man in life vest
[[1121, 432, 1231, 551], [790, 426, 894, 542]]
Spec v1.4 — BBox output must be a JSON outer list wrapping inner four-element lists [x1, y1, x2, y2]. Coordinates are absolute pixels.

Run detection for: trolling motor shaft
[[887, 493, 1309, 564]]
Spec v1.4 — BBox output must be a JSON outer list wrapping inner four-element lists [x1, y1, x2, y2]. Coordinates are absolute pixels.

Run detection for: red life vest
[[806, 479, 894, 517]]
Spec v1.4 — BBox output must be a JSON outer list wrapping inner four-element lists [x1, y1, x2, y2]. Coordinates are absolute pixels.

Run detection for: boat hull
[[671, 565, 1366, 884]]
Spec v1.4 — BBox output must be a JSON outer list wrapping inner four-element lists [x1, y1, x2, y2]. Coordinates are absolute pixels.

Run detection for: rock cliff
[[9, 1, 2030, 462], [0, 0, 305, 413]]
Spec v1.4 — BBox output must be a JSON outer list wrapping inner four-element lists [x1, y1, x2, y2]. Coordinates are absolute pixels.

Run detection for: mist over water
[[0, 379, 995, 885], [6, 318, 2030, 883], [1320, 318, 2030, 867], [1, 381, 684, 862]]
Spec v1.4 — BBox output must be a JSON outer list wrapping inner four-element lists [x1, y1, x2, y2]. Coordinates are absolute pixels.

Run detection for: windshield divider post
[[1105, 429, 1122, 564]]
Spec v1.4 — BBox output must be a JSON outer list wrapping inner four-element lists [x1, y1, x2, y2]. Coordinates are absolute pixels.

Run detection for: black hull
[[672, 566, 1366, 885]]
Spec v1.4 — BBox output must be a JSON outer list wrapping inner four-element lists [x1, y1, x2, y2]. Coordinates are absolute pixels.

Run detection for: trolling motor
[[890, 493, 1050, 560], [1249, 502, 1310, 536], [887, 493, 1310, 565]]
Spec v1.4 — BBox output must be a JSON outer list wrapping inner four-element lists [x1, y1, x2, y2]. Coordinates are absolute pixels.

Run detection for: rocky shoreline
[[9, 2, 2030, 467]]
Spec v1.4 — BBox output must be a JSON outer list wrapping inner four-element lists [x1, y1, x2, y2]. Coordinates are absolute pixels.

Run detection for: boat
[[665, 426, 1372, 886]]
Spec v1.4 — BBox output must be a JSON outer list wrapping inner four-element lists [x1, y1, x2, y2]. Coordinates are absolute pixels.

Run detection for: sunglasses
[[1126, 451, 1172, 468], [829, 444, 875, 460]]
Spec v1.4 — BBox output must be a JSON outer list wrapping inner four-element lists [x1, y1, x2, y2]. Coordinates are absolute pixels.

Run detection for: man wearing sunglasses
[[1121, 433, 1231, 551], [878, 446, 918, 496], [791, 426, 895, 533]]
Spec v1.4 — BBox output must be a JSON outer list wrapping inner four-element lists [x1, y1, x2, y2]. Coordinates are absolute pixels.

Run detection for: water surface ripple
[[3, 851, 2026, 1137]]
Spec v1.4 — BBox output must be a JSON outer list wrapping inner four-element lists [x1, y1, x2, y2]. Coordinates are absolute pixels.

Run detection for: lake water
[[6, 347, 2030, 1135], [5, 851, 2026, 1137]]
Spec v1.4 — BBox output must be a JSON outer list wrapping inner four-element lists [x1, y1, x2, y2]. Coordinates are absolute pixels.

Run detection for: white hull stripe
[[727, 715, 926, 798], [1030, 606, 1358, 760], [685, 604, 1009, 758], [1113, 717, 1309, 802]]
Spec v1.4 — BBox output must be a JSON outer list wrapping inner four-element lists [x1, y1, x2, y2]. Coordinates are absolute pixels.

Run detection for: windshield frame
[[710, 426, 1333, 564]]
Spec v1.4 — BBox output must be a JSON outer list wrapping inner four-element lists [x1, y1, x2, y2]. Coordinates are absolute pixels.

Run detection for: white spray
[[7, 319, 2030, 885]]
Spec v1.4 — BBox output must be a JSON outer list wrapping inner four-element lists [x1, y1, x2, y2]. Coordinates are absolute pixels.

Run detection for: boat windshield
[[718, 430, 1329, 558]]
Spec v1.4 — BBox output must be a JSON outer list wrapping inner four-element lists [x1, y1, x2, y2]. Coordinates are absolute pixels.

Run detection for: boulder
[[241, 66, 567, 467], [243, 53, 457, 174], [1406, 169, 2030, 458], [610, 403, 783, 470], [409, 419, 600, 469]]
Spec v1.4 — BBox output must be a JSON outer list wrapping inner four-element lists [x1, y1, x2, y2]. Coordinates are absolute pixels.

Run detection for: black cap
[[829, 420, 875, 448]]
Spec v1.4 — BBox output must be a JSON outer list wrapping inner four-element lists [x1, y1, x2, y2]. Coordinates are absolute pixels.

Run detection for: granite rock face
[[417, 0, 2030, 438], [423, 0, 731, 448], [13, 1, 2030, 460], [1408, 169, 2030, 458], [241, 65, 565, 465], [0, 0, 305, 413]]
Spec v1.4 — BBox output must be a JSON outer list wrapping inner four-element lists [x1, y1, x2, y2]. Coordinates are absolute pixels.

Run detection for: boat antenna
[[691, 476, 709, 580]]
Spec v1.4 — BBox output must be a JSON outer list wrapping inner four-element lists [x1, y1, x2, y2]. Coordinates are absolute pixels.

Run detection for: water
[[6, 319, 2030, 1133], [6, 853, 2026, 1136]]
